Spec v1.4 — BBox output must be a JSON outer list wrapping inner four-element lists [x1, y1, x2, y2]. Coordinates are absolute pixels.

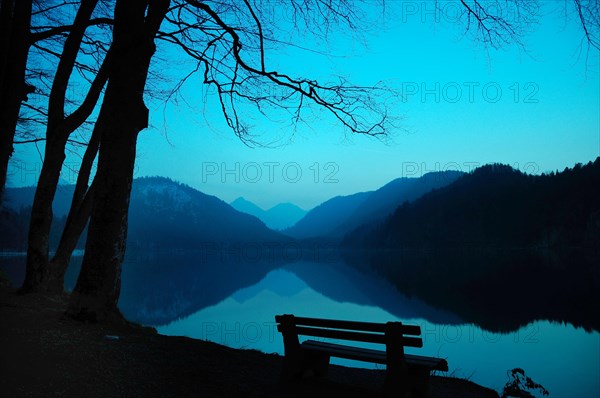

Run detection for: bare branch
[[30, 17, 114, 43], [573, 0, 600, 50], [14, 137, 88, 146], [160, 0, 393, 144]]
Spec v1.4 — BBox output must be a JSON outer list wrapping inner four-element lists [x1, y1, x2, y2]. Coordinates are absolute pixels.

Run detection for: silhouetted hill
[[230, 197, 306, 230], [345, 159, 600, 249], [284, 171, 463, 240], [283, 191, 372, 239], [128, 177, 290, 249], [1, 185, 75, 217], [0, 207, 68, 252], [335, 171, 464, 236]]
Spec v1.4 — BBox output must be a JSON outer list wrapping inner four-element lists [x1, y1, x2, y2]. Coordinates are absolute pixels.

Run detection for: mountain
[[345, 159, 600, 249], [1, 177, 291, 251], [284, 171, 463, 240], [1, 185, 75, 217], [336, 171, 464, 235], [265, 203, 307, 230], [127, 177, 290, 248], [283, 191, 372, 239], [0, 185, 73, 251], [230, 197, 306, 230], [230, 197, 264, 219]]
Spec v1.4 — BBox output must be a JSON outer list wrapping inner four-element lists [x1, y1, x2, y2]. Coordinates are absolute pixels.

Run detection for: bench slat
[[293, 326, 423, 347], [302, 340, 448, 371], [302, 340, 386, 364], [404, 354, 449, 371], [275, 315, 421, 336], [294, 325, 385, 344]]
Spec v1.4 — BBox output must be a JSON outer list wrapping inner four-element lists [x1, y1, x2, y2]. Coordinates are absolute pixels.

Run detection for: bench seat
[[302, 340, 448, 371]]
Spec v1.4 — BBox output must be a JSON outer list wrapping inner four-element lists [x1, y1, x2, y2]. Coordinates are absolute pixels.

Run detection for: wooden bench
[[275, 314, 448, 397]]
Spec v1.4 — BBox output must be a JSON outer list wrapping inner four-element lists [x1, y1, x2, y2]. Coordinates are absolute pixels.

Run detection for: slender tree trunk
[[45, 180, 96, 292], [63, 127, 100, 232], [44, 129, 100, 293], [21, 136, 68, 291], [0, 0, 32, 203], [67, 0, 170, 321]]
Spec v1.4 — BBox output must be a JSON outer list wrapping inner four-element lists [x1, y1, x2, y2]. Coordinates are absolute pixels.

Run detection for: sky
[[7, 1, 600, 210]]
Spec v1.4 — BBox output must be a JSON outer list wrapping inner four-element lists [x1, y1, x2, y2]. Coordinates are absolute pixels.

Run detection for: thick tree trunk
[[67, 0, 169, 321], [0, 0, 13, 85], [0, 0, 32, 202]]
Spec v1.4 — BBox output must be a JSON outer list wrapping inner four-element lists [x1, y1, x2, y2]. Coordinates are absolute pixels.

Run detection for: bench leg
[[384, 362, 409, 397], [281, 351, 331, 381], [306, 351, 330, 378], [385, 366, 432, 398], [280, 352, 304, 382], [407, 367, 430, 398]]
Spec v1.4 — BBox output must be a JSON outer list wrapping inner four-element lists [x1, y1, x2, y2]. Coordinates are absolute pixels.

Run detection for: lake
[[2, 248, 598, 398]]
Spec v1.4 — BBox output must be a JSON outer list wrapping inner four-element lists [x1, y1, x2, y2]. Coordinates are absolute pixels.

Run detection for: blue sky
[[8, 1, 600, 210]]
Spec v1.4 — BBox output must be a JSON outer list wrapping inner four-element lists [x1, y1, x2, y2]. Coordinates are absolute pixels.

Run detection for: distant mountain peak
[[231, 196, 263, 208], [230, 197, 306, 230], [269, 202, 306, 212]]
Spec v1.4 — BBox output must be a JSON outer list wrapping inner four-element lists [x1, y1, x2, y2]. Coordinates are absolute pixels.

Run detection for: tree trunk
[[0, 0, 32, 202], [66, 0, 170, 322], [21, 137, 67, 291], [63, 126, 100, 232], [21, 0, 101, 293], [46, 179, 96, 293], [44, 129, 100, 293]]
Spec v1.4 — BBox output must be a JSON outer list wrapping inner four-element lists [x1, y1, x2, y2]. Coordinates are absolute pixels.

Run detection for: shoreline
[[0, 285, 499, 397]]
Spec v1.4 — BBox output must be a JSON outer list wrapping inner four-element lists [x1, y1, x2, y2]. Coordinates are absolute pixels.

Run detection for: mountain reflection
[[343, 248, 600, 333], [55, 248, 600, 333]]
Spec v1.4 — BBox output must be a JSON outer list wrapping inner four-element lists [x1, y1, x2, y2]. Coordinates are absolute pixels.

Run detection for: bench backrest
[[275, 314, 423, 348]]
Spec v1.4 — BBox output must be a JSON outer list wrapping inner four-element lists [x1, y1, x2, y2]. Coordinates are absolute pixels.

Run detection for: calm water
[[2, 250, 599, 398]]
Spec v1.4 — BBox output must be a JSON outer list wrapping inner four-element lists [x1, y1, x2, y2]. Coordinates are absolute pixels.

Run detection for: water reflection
[[344, 248, 600, 333], [157, 266, 600, 398], [2, 249, 599, 397]]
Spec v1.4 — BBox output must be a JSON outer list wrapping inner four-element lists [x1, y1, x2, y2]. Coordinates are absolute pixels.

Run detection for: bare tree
[[1, 0, 112, 292], [21, 0, 113, 293]]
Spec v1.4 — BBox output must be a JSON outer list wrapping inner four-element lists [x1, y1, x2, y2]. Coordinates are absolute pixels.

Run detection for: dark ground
[[0, 285, 499, 398]]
